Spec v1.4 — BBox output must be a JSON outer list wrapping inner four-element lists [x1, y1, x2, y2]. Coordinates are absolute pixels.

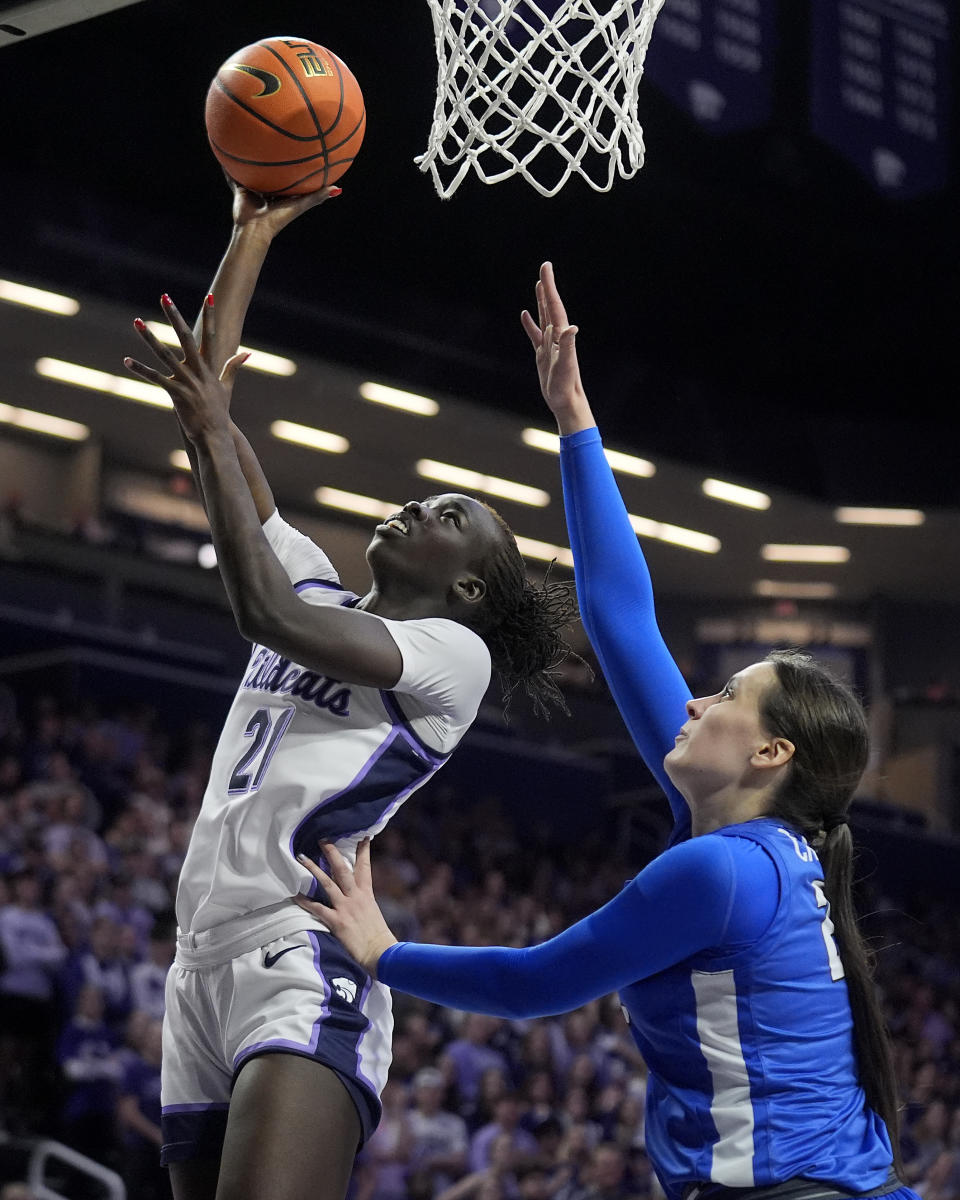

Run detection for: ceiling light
[[754, 580, 838, 600], [169, 450, 191, 471], [629, 513, 720, 554], [359, 382, 438, 416], [761, 544, 850, 563], [416, 459, 549, 507], [521, 427, 655, 476], [512, 536, 575, 567], [0, 279, 79, 315], [143, 322, 296, 375], [0, 402, 88, 441], [36, 357, 171, 408], [271, 420, 349, 454], [834, 506, 925, 526], [315, 487, 399, 519], [702, 478, 771, 510]]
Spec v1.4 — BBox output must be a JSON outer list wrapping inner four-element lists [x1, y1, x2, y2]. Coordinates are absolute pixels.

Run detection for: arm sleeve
[[261, 509, 341, 590], [560, 428, 692, 830], [377, 835, 778, 1018]]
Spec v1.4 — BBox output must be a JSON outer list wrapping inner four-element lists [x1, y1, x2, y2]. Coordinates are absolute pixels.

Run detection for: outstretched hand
[[292, 839, 398, 976], [520, 262, 593, 434], [124, 294, 245, 443], [229, 175, 341, 241]]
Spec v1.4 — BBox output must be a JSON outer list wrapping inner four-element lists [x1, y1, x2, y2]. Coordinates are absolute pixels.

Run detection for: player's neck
[[355, 585, 449, 622]]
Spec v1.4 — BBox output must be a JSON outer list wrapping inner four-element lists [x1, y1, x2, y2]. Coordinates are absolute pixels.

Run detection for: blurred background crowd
[[0, 691, 958, 1199]]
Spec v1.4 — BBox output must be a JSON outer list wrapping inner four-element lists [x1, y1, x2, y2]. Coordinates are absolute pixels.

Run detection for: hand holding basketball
[[228, 176, 342, 243]]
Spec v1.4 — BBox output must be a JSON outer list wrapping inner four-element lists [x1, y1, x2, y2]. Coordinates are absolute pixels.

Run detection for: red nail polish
[[161, 293, 172, 307], [133, 318, 145, 330], [329, 186, 342, 197], [206, 293, 214, 307]]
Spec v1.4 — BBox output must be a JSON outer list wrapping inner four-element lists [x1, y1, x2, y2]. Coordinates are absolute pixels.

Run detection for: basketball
[[204, 36, 365, 196]]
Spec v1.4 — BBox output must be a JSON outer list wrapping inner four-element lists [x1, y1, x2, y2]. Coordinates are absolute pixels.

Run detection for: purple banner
[[810, 0, 951, 197], [643, 0, 780, 132]]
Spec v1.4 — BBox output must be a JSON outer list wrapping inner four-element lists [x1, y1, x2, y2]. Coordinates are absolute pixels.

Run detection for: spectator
[[57, 983, 122, 1165], [116, 1018, 168, 1200], [470, 1094, 539, 1174], [354, 1078, 412, 1200], [442, 1014, 512, 1109], [59, 914, 132, 1033], [129, 909, 175, 1020], [408, 1066, 470, 1194], [0, 867, 66, 1130]]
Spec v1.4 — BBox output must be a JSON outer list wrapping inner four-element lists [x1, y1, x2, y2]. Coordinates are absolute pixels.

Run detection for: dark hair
[[760, 650, 903, 1176], [462, 503, 580, 719]]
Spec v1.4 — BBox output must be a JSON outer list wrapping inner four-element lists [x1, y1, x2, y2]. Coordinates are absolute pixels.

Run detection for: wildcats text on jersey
[[243, 647, 352, 717]]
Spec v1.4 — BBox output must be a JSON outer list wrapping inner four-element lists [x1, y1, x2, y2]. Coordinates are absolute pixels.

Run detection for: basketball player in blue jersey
[[123, 197, 576, 1200], [294, 263, 917, 1200]]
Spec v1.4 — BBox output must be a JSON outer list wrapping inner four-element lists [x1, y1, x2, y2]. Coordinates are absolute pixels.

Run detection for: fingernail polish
[[133, 318, 145, 330], [161, 293, 172, 307], [206, 293, 214, 307], [329, 186, 342, 197]]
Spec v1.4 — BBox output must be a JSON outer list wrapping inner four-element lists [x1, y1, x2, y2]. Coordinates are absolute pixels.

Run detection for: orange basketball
[[204, 36, 366, 195]]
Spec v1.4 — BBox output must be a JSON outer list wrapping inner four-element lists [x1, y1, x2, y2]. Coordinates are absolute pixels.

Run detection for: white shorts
[[160, 903, 393, 1164]]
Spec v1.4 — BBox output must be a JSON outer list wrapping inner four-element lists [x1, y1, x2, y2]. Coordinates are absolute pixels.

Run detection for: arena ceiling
[[0, 2, 957, 606]]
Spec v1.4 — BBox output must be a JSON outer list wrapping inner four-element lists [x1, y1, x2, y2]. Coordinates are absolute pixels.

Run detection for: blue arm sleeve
[[377, 835, 778, 1019], [559, 428, 692, 829]]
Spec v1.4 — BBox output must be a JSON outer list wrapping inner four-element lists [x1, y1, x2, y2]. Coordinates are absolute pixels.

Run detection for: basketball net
[[418, 0, 666, 198]]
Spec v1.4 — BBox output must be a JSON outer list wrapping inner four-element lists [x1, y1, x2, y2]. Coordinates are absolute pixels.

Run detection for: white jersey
[[176, 511, 491, 935]]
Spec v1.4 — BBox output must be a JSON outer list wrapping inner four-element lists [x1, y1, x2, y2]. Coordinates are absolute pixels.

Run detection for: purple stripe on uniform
[[379, 689, 451, 764], [294, 577, 343, 592], [353, 973, 378, 1093]]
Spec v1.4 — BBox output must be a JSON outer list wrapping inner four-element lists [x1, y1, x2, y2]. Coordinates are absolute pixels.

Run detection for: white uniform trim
[[691, 968, 755, 1187]]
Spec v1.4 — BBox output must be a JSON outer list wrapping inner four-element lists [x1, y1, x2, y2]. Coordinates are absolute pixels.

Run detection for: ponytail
[[762, 651, 903, 1177]]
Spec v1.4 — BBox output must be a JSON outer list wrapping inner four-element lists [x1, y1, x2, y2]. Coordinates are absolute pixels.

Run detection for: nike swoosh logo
[[263, 944, 304, 969], [229, 63, 282, 98]]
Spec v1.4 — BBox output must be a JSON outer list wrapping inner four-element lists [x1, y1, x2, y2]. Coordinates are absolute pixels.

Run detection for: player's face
[[664, 661, 778, 800], [366, 493, 502, 595]]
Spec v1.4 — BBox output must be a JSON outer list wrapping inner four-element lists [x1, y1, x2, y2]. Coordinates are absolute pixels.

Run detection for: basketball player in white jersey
[[124, 185, 576, 1200]]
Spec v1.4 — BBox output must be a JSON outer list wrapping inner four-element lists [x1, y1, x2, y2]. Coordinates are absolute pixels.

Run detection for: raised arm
[[125, 297, 403, 690], [521, 264, 691, 825], [178, 181, 341, 523]]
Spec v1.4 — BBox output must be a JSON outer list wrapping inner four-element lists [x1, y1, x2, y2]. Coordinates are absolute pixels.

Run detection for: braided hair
[[760, 650, 903, 1176], [462, 502, 581, 719]]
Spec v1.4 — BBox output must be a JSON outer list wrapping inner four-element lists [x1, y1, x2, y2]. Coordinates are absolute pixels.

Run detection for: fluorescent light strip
[[629, 513, 720, 554], [143, 322, 296, 376], [314, 486, 573, 567], [702, 477, 771, 511], [170, 450, 192, 471], [754, 580, 838, 600], [360, 382, 438, 416], [416, 458, 549, 507], [316, 487, 399, 519], [513, 536, 575, 567], [271, 420, 349, 454], [0, 279, 79, 315], [761, 544, 850, 563], [36, 357, 171, 408], [0, 402, 88, 441], [521, 427, 655, 477], [834, 506, 925, 526]]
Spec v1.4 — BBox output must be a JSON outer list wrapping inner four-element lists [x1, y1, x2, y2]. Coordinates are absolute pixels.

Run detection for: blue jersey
[[376, 428, 904, 1199]]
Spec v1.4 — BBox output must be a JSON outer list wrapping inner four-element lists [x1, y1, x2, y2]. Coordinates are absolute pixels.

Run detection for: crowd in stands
[[0, 687, 959, 1199]]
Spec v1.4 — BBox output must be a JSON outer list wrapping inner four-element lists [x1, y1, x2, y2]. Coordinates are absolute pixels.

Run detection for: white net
[[418, 0, 666, 198]]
